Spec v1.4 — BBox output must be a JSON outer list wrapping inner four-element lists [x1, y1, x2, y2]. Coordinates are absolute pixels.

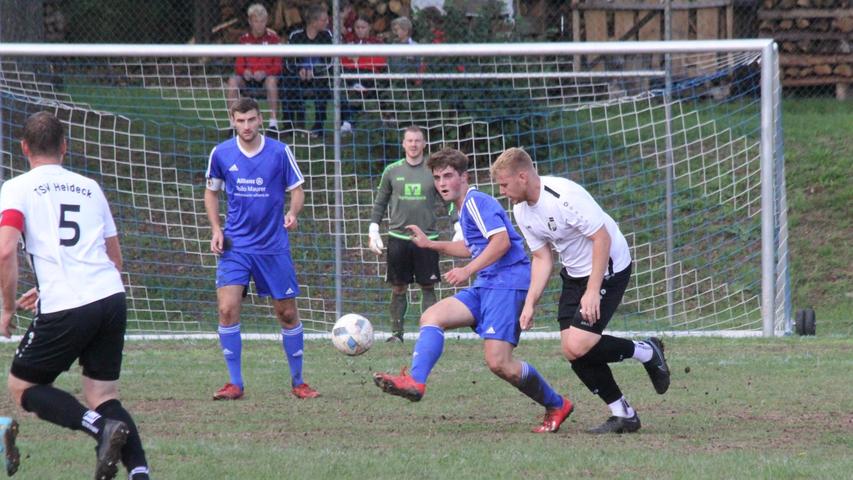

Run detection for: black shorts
[[10, 292, 127, 384], [557, 263, 632, 333], [386, 236, 440, 286]]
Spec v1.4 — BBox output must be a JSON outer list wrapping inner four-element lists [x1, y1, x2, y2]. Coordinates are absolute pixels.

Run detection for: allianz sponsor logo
[[236, 177, 264, 185]]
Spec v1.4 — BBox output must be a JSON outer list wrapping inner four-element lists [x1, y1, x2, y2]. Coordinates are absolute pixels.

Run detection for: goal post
[[0, 40, 788, 338]]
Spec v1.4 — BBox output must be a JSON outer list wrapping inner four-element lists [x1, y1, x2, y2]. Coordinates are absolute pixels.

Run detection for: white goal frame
[[0, 40, 788, 337]]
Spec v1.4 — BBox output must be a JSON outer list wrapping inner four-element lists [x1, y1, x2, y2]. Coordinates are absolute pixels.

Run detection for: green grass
[[781, 99, 853, 334], [1, 337, 851, 479]]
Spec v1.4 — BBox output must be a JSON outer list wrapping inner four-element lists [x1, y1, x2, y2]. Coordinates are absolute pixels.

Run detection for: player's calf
[[0, 417, 20, 477]]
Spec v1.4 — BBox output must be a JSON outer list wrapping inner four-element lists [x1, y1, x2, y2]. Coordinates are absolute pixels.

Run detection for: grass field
[[1, 336, 850, 479]]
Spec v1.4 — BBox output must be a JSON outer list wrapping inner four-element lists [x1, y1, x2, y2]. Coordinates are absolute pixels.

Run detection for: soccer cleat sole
[[2, 419, 20, 477], [94, 421, 129, 480], [372, 374, 423, 402]]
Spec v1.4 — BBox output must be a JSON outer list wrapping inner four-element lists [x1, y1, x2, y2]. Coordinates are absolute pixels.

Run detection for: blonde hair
[[391, 16, 413, 36], [491, 147, 534, 178], [247, 3, 268, 19]]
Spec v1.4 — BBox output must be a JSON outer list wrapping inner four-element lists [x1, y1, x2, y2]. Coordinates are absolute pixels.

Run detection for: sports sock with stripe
[[410, 325, 444, 384], [517, 362, 564, 409], [281, 323, 305, 387], [218, 323, 243, 390]]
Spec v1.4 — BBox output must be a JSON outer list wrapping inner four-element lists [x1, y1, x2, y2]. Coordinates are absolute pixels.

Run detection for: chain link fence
[[0, 0, 847, 99]]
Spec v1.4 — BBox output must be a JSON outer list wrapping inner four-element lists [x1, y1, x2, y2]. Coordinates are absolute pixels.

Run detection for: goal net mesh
[[0, 45, 788, 336]]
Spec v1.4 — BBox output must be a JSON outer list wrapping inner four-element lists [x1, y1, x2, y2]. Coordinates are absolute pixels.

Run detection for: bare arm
[[104, 235, 123, 272], [444, 231, 510, 287], [520, 246, 554, 330], [0, 226, 21, 337], [580, 226, 611, 324], [204, 188, 225, 254], [406, 224, 469, 258], [285, 185, 304, 230]]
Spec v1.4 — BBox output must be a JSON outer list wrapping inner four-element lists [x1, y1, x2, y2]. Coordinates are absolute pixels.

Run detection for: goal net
[[0, 41, 789, 338]]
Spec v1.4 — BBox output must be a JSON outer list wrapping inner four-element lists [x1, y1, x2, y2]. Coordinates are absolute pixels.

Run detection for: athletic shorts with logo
[[385, 236, 440, 286], [557, 263, 632, 333], [454, 287, 527, 346], [216, 250, 299, 299], [11, 292, 127, 385]]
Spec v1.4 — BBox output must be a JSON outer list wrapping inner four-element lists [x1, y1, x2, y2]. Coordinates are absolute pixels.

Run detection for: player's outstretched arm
[[406, 224, 469, 258], [444, 230, 510, 286]]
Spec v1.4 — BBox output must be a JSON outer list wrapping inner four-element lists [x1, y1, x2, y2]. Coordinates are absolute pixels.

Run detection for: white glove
[[452, 221, 463, 242], [368, 222, 384, 254]]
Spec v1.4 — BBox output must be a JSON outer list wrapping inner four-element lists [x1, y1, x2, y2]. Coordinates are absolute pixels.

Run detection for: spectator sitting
[[227, 3, 281, 131], [281, 5, 333, 136], [387, 16, 420, 75], [342, 17, 386, 92]]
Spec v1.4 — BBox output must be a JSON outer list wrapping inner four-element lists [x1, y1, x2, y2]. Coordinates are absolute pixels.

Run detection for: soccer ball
[[332, 313, 374, 356]]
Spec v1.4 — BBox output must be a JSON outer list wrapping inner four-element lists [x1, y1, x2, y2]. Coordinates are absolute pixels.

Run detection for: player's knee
[[419, 308, 441, 327], [563, 342, 591, 361], [7, 376, 30, 408], [391, 284, 407, 295], [485, 358, 513, 381], [218, 305, 240, 325], [275, 306, 299, 327]]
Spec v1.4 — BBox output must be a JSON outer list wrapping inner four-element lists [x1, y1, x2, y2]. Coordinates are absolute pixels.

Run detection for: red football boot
[[532, 396, 574, 433], [372, 367, 425, 402], [291, 383, 320, 399], [212, 383, 244, 401]]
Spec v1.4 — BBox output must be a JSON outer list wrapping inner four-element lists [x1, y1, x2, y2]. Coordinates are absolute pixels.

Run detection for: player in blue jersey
[[204, 97, 319, 400], [373, 148, 574, 433]]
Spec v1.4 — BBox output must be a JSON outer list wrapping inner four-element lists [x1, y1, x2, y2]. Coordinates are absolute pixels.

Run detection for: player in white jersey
[[0, 112, 150, 479], [491, 147, 671, 434]]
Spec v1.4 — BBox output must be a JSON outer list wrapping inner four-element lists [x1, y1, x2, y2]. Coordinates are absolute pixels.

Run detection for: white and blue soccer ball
[[332, 313, 374, 356]]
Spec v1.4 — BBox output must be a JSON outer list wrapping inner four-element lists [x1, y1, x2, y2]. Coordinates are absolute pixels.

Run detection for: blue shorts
[[454, 287, 527, 346], [216, 251, 299, 299]]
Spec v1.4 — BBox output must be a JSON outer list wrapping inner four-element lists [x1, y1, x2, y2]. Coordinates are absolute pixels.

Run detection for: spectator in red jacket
[[343, 17, 386, 88], [227, 3, 281, 130]]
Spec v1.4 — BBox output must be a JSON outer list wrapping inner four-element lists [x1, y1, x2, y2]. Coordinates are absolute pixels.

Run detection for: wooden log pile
[[44, 0, 66, 41], [759, 0, 852, 99], [219, 0, 411, 44]]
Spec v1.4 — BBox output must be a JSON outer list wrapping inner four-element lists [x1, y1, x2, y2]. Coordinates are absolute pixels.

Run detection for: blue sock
[[410, 325, 444, 384], [518, 362, 563, 409], [218, 323, 243, 390], [281, 323, 304, 387]]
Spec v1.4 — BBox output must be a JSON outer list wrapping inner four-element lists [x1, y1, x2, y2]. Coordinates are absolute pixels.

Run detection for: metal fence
[[1, 0, 848, 99]]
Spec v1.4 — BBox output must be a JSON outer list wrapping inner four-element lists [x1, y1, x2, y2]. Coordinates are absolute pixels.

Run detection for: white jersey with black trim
[[0, 164, 124, 313], [513, 175, 631, 278]]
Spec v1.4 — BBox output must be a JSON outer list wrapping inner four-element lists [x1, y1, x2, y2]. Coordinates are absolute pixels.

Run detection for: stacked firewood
[[44, 0, 66, 41], [759, 0, 852, 98], [219, 0, 411, 43]]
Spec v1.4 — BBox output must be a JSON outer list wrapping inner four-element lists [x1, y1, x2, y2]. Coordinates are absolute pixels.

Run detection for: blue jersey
[[206, 136, 304, 254], [460, 187, 530, 290]]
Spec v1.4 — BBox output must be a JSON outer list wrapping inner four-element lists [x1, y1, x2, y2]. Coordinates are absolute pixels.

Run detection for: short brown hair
[[22, 111, 65, 157], [230, 97, 260, 116], [491, 147, 534, 178], [403, 125, 424, 138], [427, 148, 468, 175]]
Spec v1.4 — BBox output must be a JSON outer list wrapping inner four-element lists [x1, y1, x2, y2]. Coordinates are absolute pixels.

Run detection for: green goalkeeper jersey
[[370, 158, 442, 240]]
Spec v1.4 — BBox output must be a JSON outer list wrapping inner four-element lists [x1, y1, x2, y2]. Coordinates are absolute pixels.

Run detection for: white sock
[[269, 119, 278, 129], [608, 396, 635, 418], [632, 340, 653, 363]]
